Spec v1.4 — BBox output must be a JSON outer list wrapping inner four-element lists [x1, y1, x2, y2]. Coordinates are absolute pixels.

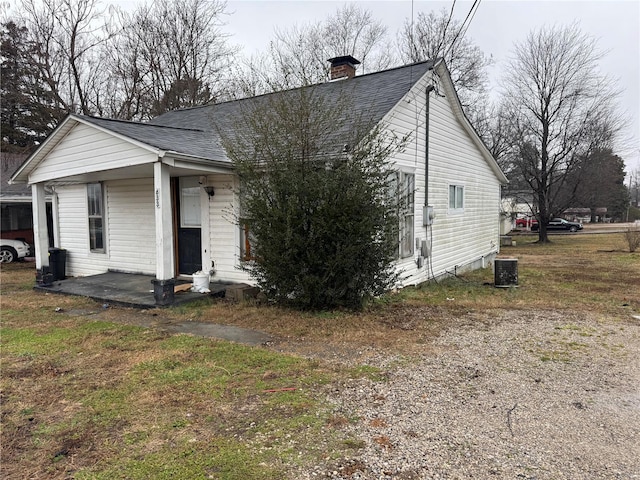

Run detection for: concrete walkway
[[38, 272, 274, 346], [100, 311, 274, 346]]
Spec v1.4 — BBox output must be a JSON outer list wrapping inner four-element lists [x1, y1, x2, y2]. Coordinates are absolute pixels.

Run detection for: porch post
[[51, 188, 60, 247], [200, 181, 212, 277], [32, 183, 52, 285], [152, 161, 175, 305]]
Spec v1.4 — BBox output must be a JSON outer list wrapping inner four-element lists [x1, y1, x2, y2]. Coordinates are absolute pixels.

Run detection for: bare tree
[[320, 4, 391, 75], [229, 4, 390, 96], [267, 22, 326, 88], [397, 8, 491, 110], [224, 54, 283, 100], [105, 0, 235, 119], [500, 24, 621, 242], [96, 6, 151, 120], [19, 0, 109, 115], [473, 102, 511, 164]]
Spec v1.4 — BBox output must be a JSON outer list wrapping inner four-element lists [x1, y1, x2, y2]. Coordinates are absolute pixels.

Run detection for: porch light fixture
[[203, 186, 215, 198]]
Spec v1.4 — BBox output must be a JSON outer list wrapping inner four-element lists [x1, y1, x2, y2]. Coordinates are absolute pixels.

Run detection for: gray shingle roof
[[80, 117, 226, 161], [1, 153, 30, 198], [82, 61, 434, 163]]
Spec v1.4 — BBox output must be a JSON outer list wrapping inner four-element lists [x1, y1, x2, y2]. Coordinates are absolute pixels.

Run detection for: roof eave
[[434, 61, 509, 185], [9, 114, 79, 184], [162, 151, 233, 171]]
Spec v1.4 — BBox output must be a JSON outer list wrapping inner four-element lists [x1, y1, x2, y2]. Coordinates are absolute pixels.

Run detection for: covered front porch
[[9, 114, 238, 306]]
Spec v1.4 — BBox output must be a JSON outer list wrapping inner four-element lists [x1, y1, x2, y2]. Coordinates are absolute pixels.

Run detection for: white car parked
[[0, 239, 31, 263]]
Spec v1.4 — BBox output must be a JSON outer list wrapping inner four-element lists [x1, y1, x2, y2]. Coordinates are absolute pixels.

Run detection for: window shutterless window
[[449, 185, 464, 211], [87, 182, 105, 252], [400, 173, 415, 258]]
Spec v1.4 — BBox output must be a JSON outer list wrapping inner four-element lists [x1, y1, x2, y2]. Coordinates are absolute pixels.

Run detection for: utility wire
[[444, 0, 481, 59], [456, 0, 481, 48], [442, 0, 457, 50]]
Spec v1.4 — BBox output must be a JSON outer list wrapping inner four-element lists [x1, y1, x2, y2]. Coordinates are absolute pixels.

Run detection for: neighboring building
[[11, 58, 508, 304], [1, 152, 53, 246], [563, 207, 608, 223]]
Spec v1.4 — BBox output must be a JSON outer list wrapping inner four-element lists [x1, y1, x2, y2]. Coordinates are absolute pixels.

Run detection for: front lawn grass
[[1, 264, 344, 479], [1, 232, 638, 478]]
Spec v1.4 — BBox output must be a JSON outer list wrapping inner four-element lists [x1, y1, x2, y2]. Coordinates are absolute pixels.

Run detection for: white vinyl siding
[[380, 70, 501, 285], [427, 80, 501, 281], [204, 174, 253, 284], [57, 185, 95, 276], [56, 178, 156, 276], [29, 123, 157, 184], [106, 178, 156, 274]]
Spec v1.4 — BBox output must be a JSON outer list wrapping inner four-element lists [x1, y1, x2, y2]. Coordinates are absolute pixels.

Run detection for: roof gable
[[80, 116, 226, 161], [12, 118, 163, 184]]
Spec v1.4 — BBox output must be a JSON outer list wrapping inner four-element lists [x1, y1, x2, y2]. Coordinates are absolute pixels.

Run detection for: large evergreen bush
[[222, 89, 406, 309]]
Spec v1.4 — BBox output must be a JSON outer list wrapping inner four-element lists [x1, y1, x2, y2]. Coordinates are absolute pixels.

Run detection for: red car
[[515, 217, 538, 228]]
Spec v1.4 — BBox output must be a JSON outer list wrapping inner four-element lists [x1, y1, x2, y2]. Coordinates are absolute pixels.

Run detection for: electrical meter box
[[423, 206, 435, 226]]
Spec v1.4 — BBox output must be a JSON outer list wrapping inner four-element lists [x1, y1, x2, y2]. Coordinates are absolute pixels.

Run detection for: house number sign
[[155, 189, 160, 208]]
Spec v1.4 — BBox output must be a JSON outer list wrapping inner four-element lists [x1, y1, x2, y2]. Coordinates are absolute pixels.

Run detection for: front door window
[[176, 177, 202, 274]]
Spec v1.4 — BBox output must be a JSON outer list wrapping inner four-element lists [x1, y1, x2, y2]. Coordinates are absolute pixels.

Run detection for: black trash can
[[48, 248, 67, 281]]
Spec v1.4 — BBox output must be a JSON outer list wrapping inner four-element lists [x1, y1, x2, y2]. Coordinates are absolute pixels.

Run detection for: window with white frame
[[449, 184, 464, 212], [87, 182, 105, 252], [399, 172, 415, 258]]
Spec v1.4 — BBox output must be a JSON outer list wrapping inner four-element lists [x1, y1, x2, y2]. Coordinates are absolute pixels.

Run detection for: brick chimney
[[327, 55, 361, 80]]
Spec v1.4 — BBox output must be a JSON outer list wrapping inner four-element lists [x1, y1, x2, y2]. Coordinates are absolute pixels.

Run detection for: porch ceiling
[[41, 162, 233, 186]]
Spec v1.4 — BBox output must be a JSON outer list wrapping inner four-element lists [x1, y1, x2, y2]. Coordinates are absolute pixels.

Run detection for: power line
[[442, 0, 457, 46], [445, 0, 481, 59]]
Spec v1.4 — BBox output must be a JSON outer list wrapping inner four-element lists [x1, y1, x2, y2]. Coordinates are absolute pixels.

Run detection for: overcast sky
[[224, 0, 640, 174], [13, 0, 638, 172]]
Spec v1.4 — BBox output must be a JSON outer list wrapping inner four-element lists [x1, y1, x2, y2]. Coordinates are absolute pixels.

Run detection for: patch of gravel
[[294, 310, 640, 479]]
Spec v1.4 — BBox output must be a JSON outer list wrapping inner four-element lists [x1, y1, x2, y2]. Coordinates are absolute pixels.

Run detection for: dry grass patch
[[1, 264, 343, 479], [2, 232, 638, 478], [143, 233, 640, 361]]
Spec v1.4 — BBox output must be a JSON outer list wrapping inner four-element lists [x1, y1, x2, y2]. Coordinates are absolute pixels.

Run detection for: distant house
[[11, 58, 508, 304], [563, 207, 608, 223], [1, 152, 52, 246]]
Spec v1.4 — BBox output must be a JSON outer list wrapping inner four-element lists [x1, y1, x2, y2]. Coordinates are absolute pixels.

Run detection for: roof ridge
[[153, 60, 435, 115]]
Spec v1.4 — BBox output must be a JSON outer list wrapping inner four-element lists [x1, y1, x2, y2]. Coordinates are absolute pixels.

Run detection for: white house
[[11, 58, 508, 305]]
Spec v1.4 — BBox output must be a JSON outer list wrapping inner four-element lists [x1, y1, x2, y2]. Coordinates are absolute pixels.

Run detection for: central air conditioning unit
[[494, 258, 518, 288]]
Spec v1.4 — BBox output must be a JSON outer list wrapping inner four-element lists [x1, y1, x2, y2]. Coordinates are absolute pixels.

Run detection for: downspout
[[424, 85, 435, 208], [424, 84, 436, 281]]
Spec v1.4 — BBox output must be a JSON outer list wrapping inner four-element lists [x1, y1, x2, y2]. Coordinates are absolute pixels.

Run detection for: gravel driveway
[[298, 310, 640, 479]]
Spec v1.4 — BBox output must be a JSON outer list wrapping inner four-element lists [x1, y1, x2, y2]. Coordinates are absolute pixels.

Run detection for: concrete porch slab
[[35, 271, 231, 308]]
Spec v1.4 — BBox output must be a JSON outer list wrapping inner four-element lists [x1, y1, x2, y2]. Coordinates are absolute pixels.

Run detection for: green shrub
[[222, 88, 406, 309]]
